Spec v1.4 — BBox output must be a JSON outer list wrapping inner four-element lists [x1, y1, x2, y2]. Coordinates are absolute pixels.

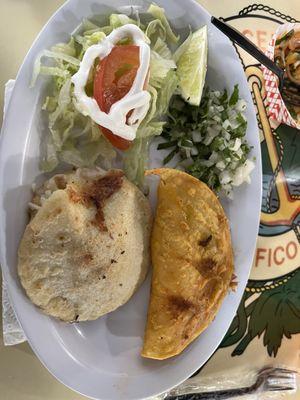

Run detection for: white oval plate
[[0, 0, 262, 399]]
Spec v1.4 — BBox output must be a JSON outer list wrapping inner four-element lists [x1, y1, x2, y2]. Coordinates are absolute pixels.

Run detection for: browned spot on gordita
[[68, 170, 124, 231]]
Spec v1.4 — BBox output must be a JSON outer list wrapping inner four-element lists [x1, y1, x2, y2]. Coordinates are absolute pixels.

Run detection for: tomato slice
[[94, 45, 140, 150]]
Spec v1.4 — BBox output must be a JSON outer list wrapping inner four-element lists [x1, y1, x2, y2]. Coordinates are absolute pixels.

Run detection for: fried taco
[[142, 168, 234, 360]]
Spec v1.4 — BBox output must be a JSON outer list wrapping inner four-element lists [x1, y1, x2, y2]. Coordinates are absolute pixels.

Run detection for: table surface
[[0, 0, 298, 399]]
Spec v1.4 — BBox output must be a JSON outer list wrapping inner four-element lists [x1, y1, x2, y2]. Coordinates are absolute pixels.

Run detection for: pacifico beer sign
[[254, 232, 298, 279], [204, 5, 300, 362]]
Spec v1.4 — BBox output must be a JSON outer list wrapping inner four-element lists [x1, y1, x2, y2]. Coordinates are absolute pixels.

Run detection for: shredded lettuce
[[109, 13, 140, 29], [152, 37, 173, 59], [75, 31, 106, 53], [77, 18, 113, 36], [141, 85, 158, 125], [147, 4, 179, 44], [123, 138, 150, 188], [31, 49, 80, 87], [60, 136, 116, 169], [51, 38, 77, 57], [149, 50, 176, 88], [145, 19, 167, 43], [156, 70, 178, 115], [140, 121, 165, 138], [33, 5, 182, 185]]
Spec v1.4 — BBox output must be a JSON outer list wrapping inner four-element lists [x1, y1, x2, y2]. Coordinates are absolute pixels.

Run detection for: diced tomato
[[93, 45, 140, 150]]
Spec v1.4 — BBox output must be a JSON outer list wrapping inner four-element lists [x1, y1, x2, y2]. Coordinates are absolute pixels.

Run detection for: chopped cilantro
[[159, 86, 254, 196], [229, 84, 239, 106]]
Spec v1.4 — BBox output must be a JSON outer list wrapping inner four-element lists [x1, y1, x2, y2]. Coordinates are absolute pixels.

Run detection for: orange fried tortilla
[[142, 168, 234, 360]]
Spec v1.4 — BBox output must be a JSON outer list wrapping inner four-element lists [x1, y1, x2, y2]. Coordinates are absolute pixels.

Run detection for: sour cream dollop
[[71, 24, 151, 141]]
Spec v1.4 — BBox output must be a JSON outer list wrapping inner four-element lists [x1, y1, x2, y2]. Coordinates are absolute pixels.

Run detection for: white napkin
[[1, 80, 26, 345]]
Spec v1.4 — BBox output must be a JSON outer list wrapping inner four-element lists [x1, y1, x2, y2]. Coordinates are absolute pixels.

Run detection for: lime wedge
[[176, 26, 208, 106]]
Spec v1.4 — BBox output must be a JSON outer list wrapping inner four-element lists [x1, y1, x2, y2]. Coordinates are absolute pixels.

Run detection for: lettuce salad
[[32, 4, 254, 196], [32, 5, 183, 185]]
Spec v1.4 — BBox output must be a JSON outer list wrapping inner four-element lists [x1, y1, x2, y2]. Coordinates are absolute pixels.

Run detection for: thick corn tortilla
[[18, 169, 151, 322], [142, 168, 234, 360]]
